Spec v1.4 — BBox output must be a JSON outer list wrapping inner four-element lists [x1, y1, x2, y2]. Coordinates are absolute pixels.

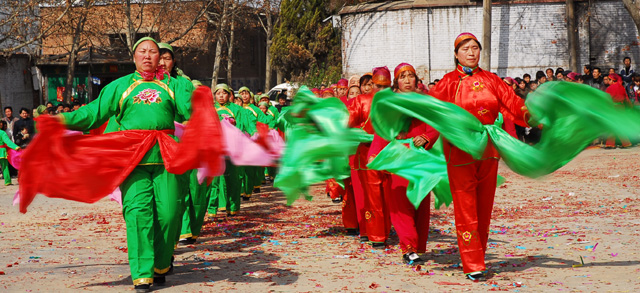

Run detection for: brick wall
[[0, 55, 37, 111], [341, 1, 639, 81]]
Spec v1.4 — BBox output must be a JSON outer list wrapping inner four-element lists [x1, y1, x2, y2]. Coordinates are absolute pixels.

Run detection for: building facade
[[340, 0, 640, 81]]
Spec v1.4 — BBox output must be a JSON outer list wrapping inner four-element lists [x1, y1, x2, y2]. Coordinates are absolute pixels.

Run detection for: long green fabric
[[367, 138, 451, 210], [367, 81, 640, 208], [368, 123, 506, 210], [371, 82, 640, 177], [274, 87, 372, 204]]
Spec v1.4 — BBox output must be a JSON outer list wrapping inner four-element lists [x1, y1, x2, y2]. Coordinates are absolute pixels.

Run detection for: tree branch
[[165, 0, 216, 44], [1, 2, 73, 54]]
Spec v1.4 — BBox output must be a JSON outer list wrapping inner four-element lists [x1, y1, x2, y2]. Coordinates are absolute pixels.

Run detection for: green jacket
[[0, 131, 19, 159], [216, 101, 256, 135], [62, 71, 193, 164]]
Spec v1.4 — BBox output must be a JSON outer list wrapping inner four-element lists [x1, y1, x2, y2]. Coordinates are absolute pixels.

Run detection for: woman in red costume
[[348, 66, 393, 247], [604, 73, 633, 148], [368, 63, 439, 264], [427, 33, 531, 281], [359, 73, 374, 95], [337, 79, 363, 235], [336, 78, 349, 99]]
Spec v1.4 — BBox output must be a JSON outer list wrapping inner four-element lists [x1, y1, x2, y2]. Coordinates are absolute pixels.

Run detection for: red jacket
[[427, 64, 529, 165], [347, 93, 376, 169]]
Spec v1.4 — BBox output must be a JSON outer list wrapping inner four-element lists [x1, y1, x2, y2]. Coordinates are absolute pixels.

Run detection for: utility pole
[[481, 0, 491, 70], [566, 0, 578, 72]]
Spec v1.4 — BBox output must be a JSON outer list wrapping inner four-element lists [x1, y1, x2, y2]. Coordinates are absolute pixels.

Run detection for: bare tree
[[256, 0, 280, 91], [226, 0, 237, 85], [110, 0, 214, 56], [64, 0, 94, 104], [0, 0, 72, 54], [207, 0, 230, 88], [622, 0, 640, 34]]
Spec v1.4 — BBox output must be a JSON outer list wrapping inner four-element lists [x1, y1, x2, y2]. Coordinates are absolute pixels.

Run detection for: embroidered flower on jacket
[[477, 106, 490, 116], [133, 88, 162, 105], [472, 81, 484, 92]]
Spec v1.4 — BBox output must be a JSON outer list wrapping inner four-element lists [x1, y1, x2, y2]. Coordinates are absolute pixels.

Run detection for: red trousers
[[341, 177, 358, 229], [351, 169, 366, 235], [448, 158, 499, 274], [326, 179, 343, 200], [358, 169, 391, 243], [387, 174, 431, 254], [605, 135, 632, 148]]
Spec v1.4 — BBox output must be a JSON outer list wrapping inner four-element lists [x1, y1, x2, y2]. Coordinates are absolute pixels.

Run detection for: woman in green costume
[[207, 83, 251, 217], [0, 120, 20, 185], [238, 86, 265, 199], [258, 95, 279, 180], [59, 37, 193, 292], [152, 42, 208, 247]]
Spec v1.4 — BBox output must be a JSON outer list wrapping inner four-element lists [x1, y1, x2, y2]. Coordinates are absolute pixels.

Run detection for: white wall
[[341, 1, 640, 81]]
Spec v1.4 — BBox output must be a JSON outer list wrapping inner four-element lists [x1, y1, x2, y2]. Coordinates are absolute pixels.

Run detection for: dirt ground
[[1, 146, 640, 292]]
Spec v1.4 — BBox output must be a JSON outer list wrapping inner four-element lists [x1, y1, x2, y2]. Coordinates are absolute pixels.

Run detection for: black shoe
[[134, 284, 151, 292], [153, 275, 166, 285], [402, 252, 425, 265], [242, 196, 251, 201], [332, 196, 343, 203], [359, 236, 369, 242], [178, 237, 196, 246], [253, 187, 261, 193], [345, 228, 358, 236], [371, 242, 386, 249], [466, 272, 486, 281]]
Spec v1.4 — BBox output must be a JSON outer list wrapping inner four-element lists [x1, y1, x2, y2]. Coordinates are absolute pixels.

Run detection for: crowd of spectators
[[1, 101, 84, 150], [497, 56, 638, 104], [494, 56, 638, 145]]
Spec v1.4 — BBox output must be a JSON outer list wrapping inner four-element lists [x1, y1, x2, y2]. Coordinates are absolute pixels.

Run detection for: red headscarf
[[454, 32, 480, 50], [394, 63, 416, 81], [372, 66, 391, 86], [606, 73, 629, 103], [336, 79, 349, 89]]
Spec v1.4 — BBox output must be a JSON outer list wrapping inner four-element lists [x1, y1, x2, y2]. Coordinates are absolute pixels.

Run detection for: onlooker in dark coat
[[589, 67, 605, 90], [620, 57, 635, 85], [12, 108, 34, 146]]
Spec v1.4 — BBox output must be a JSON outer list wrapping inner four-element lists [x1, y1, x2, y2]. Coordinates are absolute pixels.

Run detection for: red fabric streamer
[[19, 86, 224, 213]]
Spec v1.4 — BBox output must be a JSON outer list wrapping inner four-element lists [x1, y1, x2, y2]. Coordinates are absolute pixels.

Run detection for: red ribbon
[[138, 67, 170, 82]]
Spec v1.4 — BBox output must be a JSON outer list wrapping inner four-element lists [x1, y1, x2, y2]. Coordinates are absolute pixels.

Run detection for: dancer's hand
[[413, 136, 427, 147]]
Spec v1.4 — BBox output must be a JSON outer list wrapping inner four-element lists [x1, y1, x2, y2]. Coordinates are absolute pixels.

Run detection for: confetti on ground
[[1, 147, 640, 291]]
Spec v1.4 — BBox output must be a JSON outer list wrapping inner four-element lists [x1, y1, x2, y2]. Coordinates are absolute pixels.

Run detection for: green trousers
[[179, 170, 210, 240], [240, 166, 262, 198], [265, 166, 277, 180], [0, 159, 11, 185], [208, 160, 241, 214], [120, 165, 184, 286]]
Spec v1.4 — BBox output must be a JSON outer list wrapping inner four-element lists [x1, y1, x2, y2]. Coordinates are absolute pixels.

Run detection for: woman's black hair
[[359, 74, 372, 88], [159, 48, 178, 77]]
